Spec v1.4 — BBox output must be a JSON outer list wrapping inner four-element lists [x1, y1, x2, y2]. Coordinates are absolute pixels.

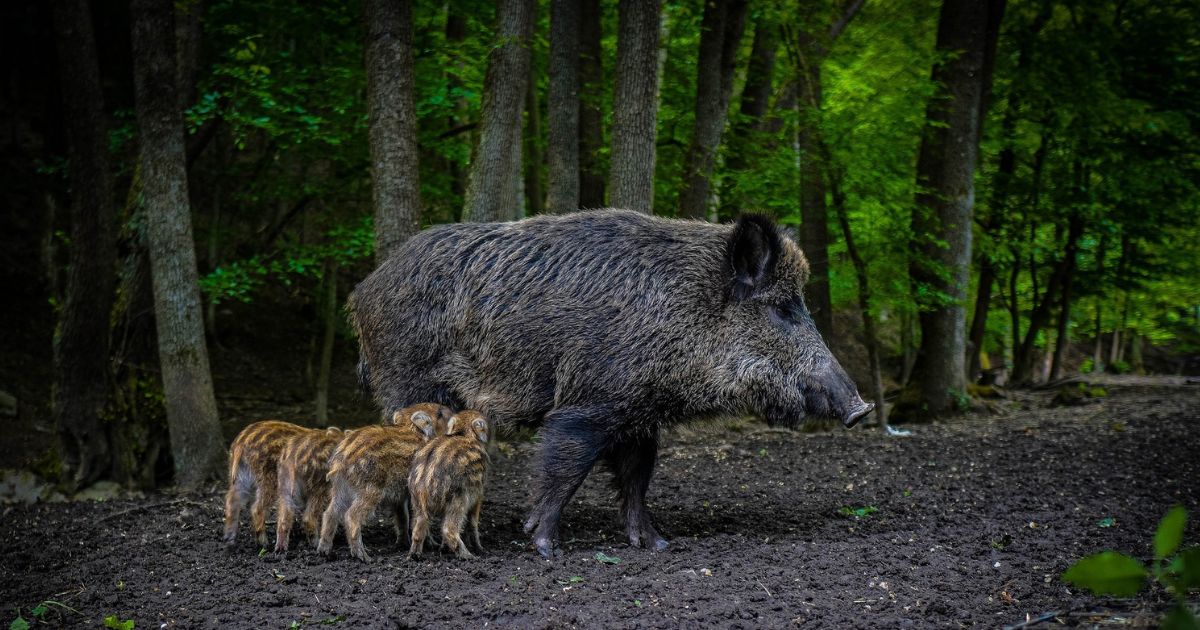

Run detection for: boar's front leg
[[607, 432, 668, 552], [524, 405, 611, 558]]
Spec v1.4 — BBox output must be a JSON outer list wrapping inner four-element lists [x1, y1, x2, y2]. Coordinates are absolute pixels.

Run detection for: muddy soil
[[2, 382, 1198, 629]]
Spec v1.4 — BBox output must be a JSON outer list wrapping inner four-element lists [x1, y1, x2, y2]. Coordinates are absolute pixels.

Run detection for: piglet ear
[[727, 213, 782, 300], [472, 418, 490, 443], [389, 410, 404, 425], [445, 416, 459, 436]]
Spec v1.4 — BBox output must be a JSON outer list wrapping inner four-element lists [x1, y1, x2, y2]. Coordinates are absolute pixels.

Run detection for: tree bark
[[608, 0, 663, 212], [905, 0, 995, 415], [965, 257, 995, 383], [1012, 216, 1083, 384], [577, 0, 605, 209], [547, 0, 580, 213], [721, 19, 777, 217], [131, 0, 225, 490], [365, 0, 423, 263], [966, 0, 1043, 381], [465, 0, 535, 223], [826, 150, 888, 429], [446, 9, 470, 203], [315, 259, 337, 425], [678, 0, 748, 220], [524, 68, 544, 216], [51, 0, 119, 490], [174, 0, 203, 113], [796, 59, 831, 337]]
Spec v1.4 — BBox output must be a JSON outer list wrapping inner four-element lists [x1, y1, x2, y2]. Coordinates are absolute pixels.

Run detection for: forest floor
[[2, 379, 1198, 628]]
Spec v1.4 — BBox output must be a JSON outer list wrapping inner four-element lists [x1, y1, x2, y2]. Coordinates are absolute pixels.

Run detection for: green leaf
[[1162, 605, 1200, 630], [594, 552, 621, 565], [29, 606, 46, 618], [1174, 546, 1200, 590], [103, 615, 134, 630], [1156, 506, 1187, 560], [1062, 551, 1148, 597], [10, 616, 30, 630], [1097, 517, 1115, 528]]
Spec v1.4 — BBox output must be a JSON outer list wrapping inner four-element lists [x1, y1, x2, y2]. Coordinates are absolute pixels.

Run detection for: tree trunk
[[1090, 233, 1107, 372], [678, 0, 748, 220], [608, 0, 663, 212], [174, 0, 203, 112], [577, 0, 605, 209], [465, 0, 535, 223], [966, 257, 995, 383], [51, 0, 119, 490], [446, 9, 470, 203], [1008, 250, 1021, 368], [1012, 216, 1082, 384], [206, 177, 221, 345], [905, 0, 994, 416], [524, 69, 544, 216], [315, 259, 337, 425], [796, 59, 831, 337], [721, 20, 777, 218], [827, 152, 888, 429], [131, 0, 225, 490], [547, 0, 580, 214], [365, 0, 423, 263]]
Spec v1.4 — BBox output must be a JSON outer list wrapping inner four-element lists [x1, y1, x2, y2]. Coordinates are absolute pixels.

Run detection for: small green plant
[[10, 600, 81, 629], [990, 533, 1012, 550], [556, 576, 585, 585], [103, 614, 134, 630], [1062, 506, 1200, 628], [595, 551, 621, 565], [1098, 517, 1116, 528], [839, 505, 878, 518]]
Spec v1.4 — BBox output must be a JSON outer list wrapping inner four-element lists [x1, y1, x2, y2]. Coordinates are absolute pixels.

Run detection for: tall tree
[[904, 0, 999, 416], [131, 0, 225, 489], [524, 68, 545, 216], [791, 0, 866, 337], [723, 20, 777, 190], [678, 0, 748, 219], [51, 0, 118, 490], [547, 0, 581, 213], [364, 0, 422, 263], [465, 0, 536, 223], [577, 0, 606, 209], [608, 0, 663, 213]]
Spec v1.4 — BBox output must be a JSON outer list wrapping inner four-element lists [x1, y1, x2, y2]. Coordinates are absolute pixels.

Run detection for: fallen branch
[[99, 498, 213, 522]]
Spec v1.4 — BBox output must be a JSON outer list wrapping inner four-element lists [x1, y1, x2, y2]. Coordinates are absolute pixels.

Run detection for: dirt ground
[[2, 381, 1198, 629]]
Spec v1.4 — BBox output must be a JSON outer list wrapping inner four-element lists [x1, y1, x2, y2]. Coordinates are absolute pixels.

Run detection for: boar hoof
[[534, 537, 560, 559]]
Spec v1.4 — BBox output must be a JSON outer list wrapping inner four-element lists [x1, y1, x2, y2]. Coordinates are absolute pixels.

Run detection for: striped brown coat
[[274, 426, 350, 552], [223, 420, 309, 548], [317, 403, 451, 561], [407, 410, 490, 559]]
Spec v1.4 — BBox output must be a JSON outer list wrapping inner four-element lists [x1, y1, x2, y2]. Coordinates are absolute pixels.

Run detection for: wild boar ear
[[727, 213, 782, 300], [445, 416, 459, 436]]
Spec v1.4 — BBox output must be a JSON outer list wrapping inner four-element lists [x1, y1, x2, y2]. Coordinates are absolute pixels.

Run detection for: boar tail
[[346, 290, 373, 400], [356, 358, 373, 399]]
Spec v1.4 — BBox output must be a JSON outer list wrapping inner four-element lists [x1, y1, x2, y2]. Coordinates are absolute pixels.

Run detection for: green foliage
[[1062, 551, 1148, 597], [103, 615, 134, 630], [838, 505, 878, 518], [1063, 506, 1200, 628], [594, 551, 621, 565]]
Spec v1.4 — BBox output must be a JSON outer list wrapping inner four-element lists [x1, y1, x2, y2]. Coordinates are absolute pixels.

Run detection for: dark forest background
[[1, 0, 1197, 491]]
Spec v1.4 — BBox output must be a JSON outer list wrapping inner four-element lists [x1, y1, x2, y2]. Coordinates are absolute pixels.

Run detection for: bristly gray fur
[[350, 209, 865, 432], [348, 209, 870, 555]]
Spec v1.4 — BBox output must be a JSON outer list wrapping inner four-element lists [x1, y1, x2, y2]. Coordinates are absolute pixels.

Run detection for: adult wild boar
[[350, 210, 873, 557]]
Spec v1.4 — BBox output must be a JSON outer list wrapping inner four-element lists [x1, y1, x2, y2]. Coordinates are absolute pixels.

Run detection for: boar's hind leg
[[605, 433, 668, 552], [525, 406, 611, 558]]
